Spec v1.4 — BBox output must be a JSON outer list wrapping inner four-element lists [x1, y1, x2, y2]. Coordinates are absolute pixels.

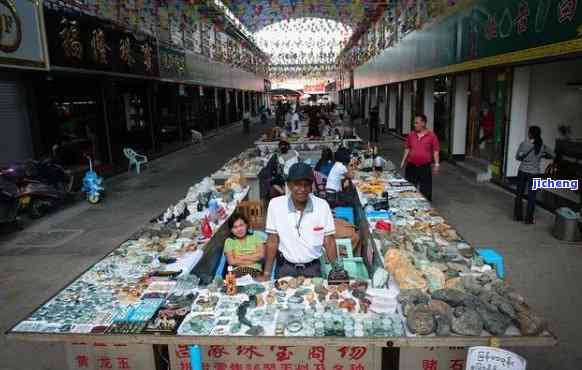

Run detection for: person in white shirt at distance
[[326, 148, 355, 193], [260, 163, 338, 280]]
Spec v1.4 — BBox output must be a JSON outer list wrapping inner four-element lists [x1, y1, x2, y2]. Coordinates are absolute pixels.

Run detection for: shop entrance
[[217, 88, 227, 127], [106, 80, 154, 165], [228, 90, 237, 124], [433, 76, 454, 158], [35, 75, 110, 175], [157, 83, 183, 154], [395, 83, 403, 135], [466, 69, 512, 179]]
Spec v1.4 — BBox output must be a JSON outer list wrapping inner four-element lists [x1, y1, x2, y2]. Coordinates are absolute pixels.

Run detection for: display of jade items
[[355, 169, 548, 338], [177, 276, 404, 338], [11, 150, 261, 335]]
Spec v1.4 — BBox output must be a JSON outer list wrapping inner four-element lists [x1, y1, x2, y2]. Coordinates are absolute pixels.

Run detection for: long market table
[[6, 148, 557, 370]]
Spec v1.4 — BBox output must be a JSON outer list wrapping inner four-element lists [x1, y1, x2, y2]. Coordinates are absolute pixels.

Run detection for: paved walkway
[[363, 126, 581, 370], [1, 120, 579, 370]]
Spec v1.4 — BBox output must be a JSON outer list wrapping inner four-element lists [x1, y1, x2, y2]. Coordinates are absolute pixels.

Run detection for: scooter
[[0, 177, 21, 227], [0, 158, 73, 193], [81, 156, 104, 204], [0, 158, 72, 219]]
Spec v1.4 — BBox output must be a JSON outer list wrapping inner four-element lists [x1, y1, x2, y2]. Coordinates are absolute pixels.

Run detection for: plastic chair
[[123, 148, 148, 174]]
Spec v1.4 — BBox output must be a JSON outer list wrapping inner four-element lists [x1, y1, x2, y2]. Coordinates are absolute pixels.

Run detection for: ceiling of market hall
[[222, 0, 380, 33]]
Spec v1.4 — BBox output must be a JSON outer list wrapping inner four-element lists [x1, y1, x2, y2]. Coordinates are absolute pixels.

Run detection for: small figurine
[[225, 266, 237, 296], [327, 260, 350, 285]]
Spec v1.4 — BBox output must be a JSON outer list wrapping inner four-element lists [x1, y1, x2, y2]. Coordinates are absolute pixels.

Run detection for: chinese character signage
[[304, 81, 327, 95], [159, 47, 187, 80], [466, 346, 526, 370], [399, 347, 468, 370], [355, 0, 582, 88], [169, 345, 377, 370], [65, 342, 156, 370], [0, 0, 47, 69], [43, 7, 159, 77]]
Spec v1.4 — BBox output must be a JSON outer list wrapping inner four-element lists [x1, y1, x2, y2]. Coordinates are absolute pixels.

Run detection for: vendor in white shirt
[[261, 163, 337, 279], [326, 148, 355, 193]]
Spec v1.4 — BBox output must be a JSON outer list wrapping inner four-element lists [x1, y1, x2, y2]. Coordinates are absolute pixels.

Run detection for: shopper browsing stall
[[224, 213, 265, 278], [400, 114, 440, 201], [326, 148, 355, 192], [261, 163, 337, 280], [315, 148, 335, 177]]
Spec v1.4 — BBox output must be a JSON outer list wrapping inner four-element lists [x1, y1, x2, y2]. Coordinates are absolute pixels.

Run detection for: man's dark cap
[[287, 163, 314, 182]]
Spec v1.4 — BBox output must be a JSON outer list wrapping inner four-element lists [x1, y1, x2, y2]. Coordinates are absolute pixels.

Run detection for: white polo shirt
[[326, 162, 348, 192], [266, 194, 335, 264]]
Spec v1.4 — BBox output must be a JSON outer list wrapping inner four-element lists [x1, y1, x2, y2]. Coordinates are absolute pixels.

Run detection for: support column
[[452, 74, 470, 158], [234, 90, 239, 121], [402, 82, 412, 135], [423, 78, 435, 131], [389, 85, 397, 130], [506, 66, 531, 177], [100, 81, 114, 164], [379, 85, 387, 127], [214, 87, 219, 130]]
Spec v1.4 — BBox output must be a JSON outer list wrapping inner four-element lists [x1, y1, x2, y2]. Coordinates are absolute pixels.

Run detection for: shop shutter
[[0, 80, 19, 123], [0, 79, 32, 163]]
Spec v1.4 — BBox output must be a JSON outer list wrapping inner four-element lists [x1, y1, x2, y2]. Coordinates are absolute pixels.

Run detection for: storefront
[[432, 76, 454, 158], [157, 83, 184, 154], [465, 68, 513, 179], [0, 0, 48, 164], [504, 58, 582, 210]]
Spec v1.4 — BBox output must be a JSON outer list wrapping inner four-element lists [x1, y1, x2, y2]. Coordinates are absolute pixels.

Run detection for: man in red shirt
[[400, 114, 440, 201]]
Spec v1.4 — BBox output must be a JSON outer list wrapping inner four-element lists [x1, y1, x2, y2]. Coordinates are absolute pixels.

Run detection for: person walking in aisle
[[400, 114, 440, 201], [513, 126, 554, 224], [369, 105, 380, 143]]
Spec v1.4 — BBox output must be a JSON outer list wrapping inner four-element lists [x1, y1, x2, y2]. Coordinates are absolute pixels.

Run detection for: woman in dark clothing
[[307, 117, 321, 138], [514, 126, 554, 224], [315, 148, 334, 177]]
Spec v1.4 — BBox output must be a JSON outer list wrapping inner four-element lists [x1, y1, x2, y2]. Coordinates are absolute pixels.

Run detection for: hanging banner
[[0, 0, 47, 69], [304, 81, 327, 95], [169, 344, 378, 370]]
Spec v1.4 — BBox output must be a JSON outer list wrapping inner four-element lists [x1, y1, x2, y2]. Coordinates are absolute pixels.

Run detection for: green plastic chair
[[123, 148, 148, 174], [320, 238, 369, 280]]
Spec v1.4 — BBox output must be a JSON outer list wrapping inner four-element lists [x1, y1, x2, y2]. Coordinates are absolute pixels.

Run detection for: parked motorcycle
[[0, 158, 73, 219], [81, 156, 104, 204], [0, 177, 21, 226], [18, 180, 67, 218], [0, 158, 73, 193]]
